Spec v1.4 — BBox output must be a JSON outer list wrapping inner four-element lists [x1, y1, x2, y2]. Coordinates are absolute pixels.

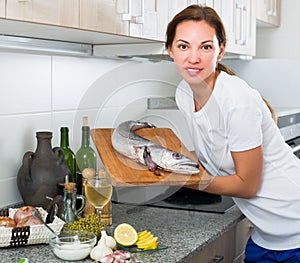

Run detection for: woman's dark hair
[[166, 5, 235, 75]]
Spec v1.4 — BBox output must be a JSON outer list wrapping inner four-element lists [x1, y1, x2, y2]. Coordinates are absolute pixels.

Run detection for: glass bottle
[[75, 117, 97, 213], [61, 182, 86, 224], [60, 127, 77, 183], [75, 117, 97, 172]]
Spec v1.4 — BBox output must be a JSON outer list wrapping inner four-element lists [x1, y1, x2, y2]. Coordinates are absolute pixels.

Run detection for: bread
[[0, 216, 16, 228]]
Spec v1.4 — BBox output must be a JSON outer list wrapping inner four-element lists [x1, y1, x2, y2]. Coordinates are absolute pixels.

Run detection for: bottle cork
[[83, 116, 89, 126], [64, 182, 76, 191]]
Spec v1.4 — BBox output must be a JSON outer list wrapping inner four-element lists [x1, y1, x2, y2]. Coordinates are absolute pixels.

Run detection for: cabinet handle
[[213, 255, 225, 263], [132, 0, 144, 24], [121, 0, 144, 24], [235, 3, 246, 46], [121, 0, 132, 21], [267, 0, 277, 17]]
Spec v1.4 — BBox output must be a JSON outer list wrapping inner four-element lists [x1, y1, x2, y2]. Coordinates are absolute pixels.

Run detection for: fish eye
[[172, 152, 182, 159]]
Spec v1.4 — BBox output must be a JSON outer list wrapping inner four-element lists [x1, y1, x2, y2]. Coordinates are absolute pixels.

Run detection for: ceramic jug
[[17, 131, 70, 209]]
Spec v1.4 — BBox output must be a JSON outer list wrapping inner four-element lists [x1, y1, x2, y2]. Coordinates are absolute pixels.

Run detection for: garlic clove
[[90, 241, 113, 261], [100, 254, 114, 263], [99, 230, 117, 249]]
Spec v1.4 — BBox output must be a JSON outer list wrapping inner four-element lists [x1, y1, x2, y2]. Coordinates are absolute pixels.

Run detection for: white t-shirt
[[176, 71, 300, 250]]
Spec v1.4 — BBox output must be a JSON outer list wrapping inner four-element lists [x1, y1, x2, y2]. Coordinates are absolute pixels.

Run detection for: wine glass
[[84, 176, 113, 223]]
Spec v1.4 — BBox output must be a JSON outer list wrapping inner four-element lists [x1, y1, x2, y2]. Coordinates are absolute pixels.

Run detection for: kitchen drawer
[[187, 218, 252, 263]]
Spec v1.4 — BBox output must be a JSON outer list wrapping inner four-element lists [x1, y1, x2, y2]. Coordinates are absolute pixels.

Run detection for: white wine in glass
[[85, 177, 112, 223]]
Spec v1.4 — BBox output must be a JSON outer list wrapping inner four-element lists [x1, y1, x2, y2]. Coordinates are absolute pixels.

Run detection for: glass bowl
[[49, 230, 97, 261]]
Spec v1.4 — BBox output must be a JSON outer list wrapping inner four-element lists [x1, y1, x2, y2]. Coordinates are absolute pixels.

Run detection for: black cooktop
[[147, 187, 235, 214]]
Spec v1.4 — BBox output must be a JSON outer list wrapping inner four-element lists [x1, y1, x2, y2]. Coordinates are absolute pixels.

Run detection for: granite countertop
[[1, 203, 243, 263]]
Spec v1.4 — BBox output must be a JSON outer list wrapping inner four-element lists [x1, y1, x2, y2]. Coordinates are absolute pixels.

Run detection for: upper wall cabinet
[[221, 0, 256, 56], [256, 0, 280, 27], [1, 0, 257, 56], [0, 0, 5, 18], [6, 0, 79, 27]]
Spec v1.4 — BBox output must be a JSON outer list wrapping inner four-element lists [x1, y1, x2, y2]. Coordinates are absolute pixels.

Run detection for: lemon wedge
[[114, 223, 138, 247]]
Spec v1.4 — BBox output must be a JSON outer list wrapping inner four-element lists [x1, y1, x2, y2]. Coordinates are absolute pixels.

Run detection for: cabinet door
[[131, 0, 190, 41], [190, 0, 222, 16], [80, 0, 129, 36], [256, 0, 280, 27], [6, 0, 79, 27], [187, 218, 252, 263], [168, 0, 188, 22], [188, 224, 236, 263], [221, 0, 256, 56], [136, 0, 169, 41], [0, 0, 5, 17]]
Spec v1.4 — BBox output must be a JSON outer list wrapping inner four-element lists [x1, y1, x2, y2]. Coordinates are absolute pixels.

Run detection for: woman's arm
[[187, 145, 263, 199], [205, 145, 263, 199]]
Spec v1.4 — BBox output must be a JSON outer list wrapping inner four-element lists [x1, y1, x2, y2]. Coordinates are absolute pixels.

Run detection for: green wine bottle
[[75, 117, 97, 173], [60, 127, 77, 183]]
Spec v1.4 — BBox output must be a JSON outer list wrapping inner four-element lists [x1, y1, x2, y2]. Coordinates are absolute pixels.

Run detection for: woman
[[166, 5, 300, 263]]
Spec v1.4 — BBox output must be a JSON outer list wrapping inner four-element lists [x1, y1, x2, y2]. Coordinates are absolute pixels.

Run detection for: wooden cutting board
[[91, 128, 203, 187]]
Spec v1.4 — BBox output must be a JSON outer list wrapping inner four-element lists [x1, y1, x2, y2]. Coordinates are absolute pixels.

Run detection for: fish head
[[151, 147, 200, 175]]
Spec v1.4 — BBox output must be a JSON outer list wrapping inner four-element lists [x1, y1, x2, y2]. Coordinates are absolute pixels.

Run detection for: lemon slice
[[136, 234, 154, 245], [137, 231, 152, 241], [136, 236, 159, 249], [114, 223, 138, 247]]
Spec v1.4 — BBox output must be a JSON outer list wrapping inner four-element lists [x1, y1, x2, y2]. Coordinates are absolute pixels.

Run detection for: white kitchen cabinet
[[0, 0, 5, 17], [6, 0, 79, 27], [221, 0, 256, 56], [187, 218, 253, 263], [257, 0, 280, 27]]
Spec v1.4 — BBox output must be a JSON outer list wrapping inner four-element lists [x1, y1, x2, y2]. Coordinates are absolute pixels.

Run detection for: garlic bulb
[[99, 230, 117, 249], [90, 234, 113, 261]]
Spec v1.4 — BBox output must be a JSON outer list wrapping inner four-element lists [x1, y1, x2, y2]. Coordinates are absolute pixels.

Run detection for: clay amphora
[[17, 131, 70, 209]]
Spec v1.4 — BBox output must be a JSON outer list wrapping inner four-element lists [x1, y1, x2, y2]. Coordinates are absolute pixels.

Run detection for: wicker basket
[[0, 207, 65, 247]]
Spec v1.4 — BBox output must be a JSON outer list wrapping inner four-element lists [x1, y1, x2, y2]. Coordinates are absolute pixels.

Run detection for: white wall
[[223, 0, 300, 110], [223, 59, 300, 109], [256, 0, 300, 59], [0, 52, 122, 206]]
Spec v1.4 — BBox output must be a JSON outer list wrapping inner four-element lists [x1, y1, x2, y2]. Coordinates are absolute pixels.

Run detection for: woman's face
[[168, 20, 225, 87]]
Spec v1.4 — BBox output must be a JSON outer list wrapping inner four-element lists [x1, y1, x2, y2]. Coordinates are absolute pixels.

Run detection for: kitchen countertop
[[1, 202, 243, 263]]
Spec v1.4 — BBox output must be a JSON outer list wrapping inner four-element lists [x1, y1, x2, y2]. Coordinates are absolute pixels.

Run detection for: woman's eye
[[178, 44, 188, 50], [202, 44, 213, 51]]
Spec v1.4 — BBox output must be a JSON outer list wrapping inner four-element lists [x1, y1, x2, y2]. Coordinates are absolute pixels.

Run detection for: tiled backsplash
[[0, 52, 184, 207], [0, 52, 123, 207]]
